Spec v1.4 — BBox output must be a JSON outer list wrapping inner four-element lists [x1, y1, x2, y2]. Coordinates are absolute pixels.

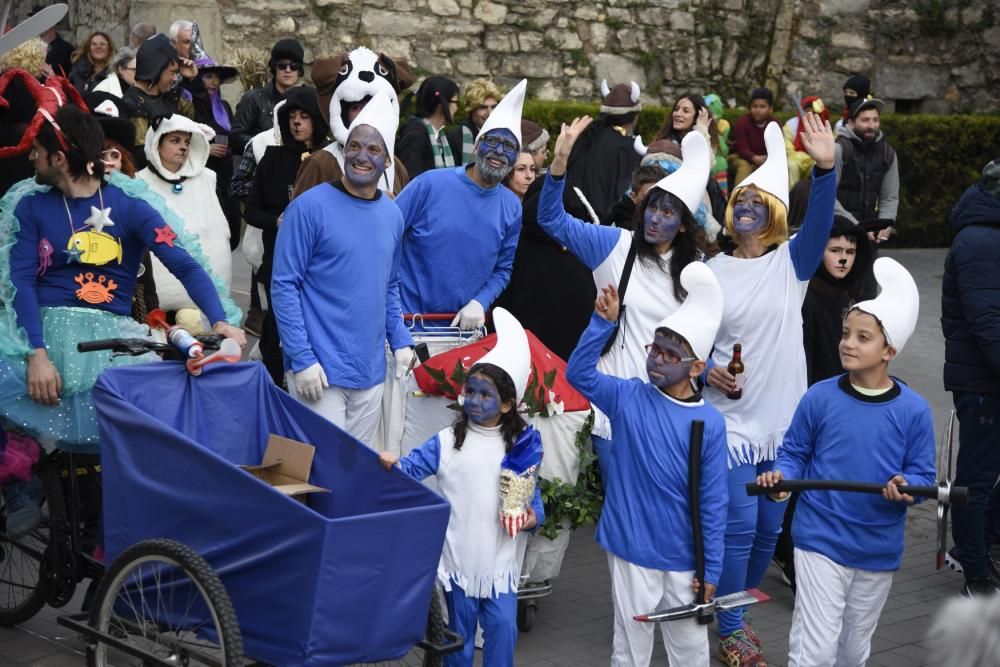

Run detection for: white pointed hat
[[347, 88, 399, 162], [477, 78, 527, 148], [734, 121, 789, 209], [477, 307, 531, 402], [649, 130, 711, 216], [655, 262, 724, 360], [850, 257, 919, 353]]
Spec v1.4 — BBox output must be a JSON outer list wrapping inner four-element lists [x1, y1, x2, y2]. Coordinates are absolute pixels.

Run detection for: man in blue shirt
[[271, 91, 414, 446], [395, 80, 527, 330]]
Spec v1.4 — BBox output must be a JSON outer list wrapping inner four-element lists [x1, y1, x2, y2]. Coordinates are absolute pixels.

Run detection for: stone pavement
[[0, 248, 969, 665]]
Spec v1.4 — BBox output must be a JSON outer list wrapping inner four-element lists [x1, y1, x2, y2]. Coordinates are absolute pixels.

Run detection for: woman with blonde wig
[[704, 112, 837, 666]]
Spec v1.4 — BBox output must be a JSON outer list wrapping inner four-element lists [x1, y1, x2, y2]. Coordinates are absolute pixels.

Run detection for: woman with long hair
[[69, 31, 114, 94], [539, 116, 712, 483], [704, 113, 837, 667], [91, 47, 137, 98], [396, 75, 459, 178]]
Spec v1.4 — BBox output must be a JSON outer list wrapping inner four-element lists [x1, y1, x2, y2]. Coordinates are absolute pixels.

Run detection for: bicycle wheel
[[0, 511, 49, 626], [86, 538, 243, 667]]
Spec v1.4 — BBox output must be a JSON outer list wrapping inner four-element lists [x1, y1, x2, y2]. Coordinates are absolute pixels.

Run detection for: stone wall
[[18, 0, 1000, 113]]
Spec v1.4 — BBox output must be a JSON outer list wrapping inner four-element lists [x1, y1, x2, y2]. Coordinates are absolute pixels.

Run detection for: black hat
[[848, 96, 884, 119], [269, 38, 304, 70], [842, 74, 871, 98], [750, 87, 773, 104], [85, 91, 135, 149], [135, 34, 178, 84]]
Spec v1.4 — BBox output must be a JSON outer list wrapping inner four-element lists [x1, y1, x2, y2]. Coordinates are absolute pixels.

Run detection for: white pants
[[285, 373, 384, 448], [607, 553, 709, 667], [788, 548, 894, 667]]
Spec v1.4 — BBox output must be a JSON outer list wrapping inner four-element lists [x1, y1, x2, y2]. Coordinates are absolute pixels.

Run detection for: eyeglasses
[[275, 61, 301, 72], [480, 134, 518, 153], [101, 148, 122, 162], [476, 103, 499, 111], [448, 98, 459, 105], [644, 343, 696, 365]]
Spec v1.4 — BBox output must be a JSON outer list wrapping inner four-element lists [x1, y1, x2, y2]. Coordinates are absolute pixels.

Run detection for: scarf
[[209, 90, 231, 134], [460, 123, 476, 165], [422, 118, 455, 169]]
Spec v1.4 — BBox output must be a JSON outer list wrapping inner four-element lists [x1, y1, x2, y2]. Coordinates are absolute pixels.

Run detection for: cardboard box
[[241, 435, 331, 500]]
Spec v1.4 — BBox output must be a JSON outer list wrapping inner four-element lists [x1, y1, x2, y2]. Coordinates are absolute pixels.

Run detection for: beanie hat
[[135, 34, 178, 84], [982, 158, 1000, 197], [269, 38, 303, 70], [843, 74, 871, 98], [750, 87, 773, 104], [600, 80, 641, 114], [520, 119, 548, 154]]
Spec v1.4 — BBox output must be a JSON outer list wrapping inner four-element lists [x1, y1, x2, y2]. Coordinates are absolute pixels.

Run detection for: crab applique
[[74, 272, 118, 304]]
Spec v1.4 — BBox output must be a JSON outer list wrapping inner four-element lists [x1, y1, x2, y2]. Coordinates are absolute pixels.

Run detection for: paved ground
[[0, 247, 967, 665]]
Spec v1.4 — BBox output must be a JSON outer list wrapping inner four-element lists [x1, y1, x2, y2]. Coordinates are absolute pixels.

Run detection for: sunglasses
[[480, 134, 518, 153], [101, 148, 122, 162], [644, 343, 696, 365], [274, 61, 301, 72]]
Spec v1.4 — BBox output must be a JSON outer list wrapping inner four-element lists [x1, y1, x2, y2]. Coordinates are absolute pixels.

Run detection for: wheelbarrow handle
[[403, 313, 458, 321], [745, 479, 968, 505]]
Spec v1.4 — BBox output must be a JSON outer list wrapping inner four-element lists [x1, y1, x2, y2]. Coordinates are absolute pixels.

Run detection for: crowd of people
[[1, 8, 999, 667]]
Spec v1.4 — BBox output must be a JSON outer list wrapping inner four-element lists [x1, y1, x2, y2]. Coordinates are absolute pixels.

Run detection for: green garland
[[538, 410, 604, 540]]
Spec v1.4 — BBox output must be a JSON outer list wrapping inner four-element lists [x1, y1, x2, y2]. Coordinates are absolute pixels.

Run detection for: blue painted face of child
[[343, 124, 388, 188], [643, 190, 683, 246], [732, 187, 769, 235], [462, 374, 505, 425], [475, 128, 519, 185], [645, 333, 694, 389]]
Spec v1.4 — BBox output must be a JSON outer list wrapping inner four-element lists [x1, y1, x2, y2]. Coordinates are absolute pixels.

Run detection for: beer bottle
[[727, 344, 744, 400]]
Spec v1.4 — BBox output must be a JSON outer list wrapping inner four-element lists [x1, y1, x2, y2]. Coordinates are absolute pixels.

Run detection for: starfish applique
[[84, 206, 114, 234], [63, 247, 83, 264], [154, 224, 178, 247]]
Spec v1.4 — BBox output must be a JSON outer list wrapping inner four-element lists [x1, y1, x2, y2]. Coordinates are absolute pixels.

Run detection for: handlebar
[[76, 336, 222, 359]]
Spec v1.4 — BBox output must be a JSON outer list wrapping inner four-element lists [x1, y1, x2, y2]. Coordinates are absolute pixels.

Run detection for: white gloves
[[450, 299, 485, 330], [394, 347, 416, 379], [293, 362, 328, 402]]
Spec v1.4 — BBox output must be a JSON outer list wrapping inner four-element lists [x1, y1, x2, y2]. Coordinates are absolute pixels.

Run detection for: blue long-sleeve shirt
[[775, 375, 936, 571], [395, 166, 521, 316], [537, 173, 622, 269], [271, 183, 412, 388], [11, 184, 226, 348], [567, 313, 729, 583]]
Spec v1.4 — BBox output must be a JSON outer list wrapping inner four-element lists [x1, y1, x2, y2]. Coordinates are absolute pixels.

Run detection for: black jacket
[[45, 34, 74, 78], [942, 182, 1000, 394], [836, 132, 896, 222], [564, 122, 640, 222], [495, 178, 596, 360], [230, 82, 285, 156], [396, 116, 439, 179], [69, 59, 108, 94]]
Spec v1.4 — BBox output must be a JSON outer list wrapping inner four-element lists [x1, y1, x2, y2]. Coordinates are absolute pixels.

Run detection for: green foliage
[[538, 411, 603, 540], [521, 363, 560, 418], [915, 0, 958, 37], [517, 100, 1000, 247]]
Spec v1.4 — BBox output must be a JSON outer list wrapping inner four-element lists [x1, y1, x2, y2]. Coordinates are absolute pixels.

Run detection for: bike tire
[[86, 538, 243, 667], [0, 513, 50, 626], [421, 585, 447, 667]]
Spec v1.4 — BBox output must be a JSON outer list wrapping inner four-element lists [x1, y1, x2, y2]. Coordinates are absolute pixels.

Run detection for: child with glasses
[[567, 262, 729, 667]]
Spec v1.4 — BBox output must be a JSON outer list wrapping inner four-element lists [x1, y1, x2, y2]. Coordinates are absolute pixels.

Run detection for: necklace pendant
[[172, 182, 184, 194]]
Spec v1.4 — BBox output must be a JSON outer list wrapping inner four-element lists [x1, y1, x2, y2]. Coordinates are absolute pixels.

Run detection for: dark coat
[[495, 177, 596, 361], [563, 122, 641, 222], [230, 82, 285, 156], [45, 34, 74, 78], [942, 182, 1000, 394], [68, 59, 109, 94], [396, 116, 437, 179]]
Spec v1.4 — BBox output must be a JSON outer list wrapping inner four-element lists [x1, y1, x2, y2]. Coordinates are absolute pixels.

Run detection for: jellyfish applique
[[37, 238, 54, 276]]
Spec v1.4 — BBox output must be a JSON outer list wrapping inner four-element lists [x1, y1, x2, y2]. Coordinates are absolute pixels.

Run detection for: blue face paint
[[645, 333, 695, 389], [475, 128, 518, 185], [462, 374, 504, 425], [643, 190, 683, 246], [732, 187, 769, 235], [343, 124, 388, 188]]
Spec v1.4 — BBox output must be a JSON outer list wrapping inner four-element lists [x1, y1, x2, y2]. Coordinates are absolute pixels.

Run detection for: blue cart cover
[[93, 362, 450, 666]]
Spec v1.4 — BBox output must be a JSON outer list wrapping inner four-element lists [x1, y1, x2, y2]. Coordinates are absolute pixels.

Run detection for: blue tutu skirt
[[0, 306, 157, 453]]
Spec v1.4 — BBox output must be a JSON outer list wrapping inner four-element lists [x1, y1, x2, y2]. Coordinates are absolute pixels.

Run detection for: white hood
[[143, 114, 215, 179], [250, 99, 286, 163]]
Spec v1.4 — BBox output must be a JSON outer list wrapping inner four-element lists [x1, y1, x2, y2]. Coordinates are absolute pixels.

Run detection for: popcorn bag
[[498, 428, 543, 539]]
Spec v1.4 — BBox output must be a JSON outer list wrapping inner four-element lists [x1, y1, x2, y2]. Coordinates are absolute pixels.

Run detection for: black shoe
[[961, 576, 1000, 597], [772, 555, 796, 592]]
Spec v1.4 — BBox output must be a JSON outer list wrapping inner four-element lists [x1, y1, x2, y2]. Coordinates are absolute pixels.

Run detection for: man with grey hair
[[168, 20, 194, 59], [129, 22, 156, 48]]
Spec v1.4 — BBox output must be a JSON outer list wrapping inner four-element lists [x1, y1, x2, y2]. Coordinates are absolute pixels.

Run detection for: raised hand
[[595, 284, 620, 322], [550, 115, 594, 177], [799, 111, 835, 170]]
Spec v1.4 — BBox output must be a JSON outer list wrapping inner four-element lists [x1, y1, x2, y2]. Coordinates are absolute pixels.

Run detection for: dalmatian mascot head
[[312, 46, 414, 190]]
